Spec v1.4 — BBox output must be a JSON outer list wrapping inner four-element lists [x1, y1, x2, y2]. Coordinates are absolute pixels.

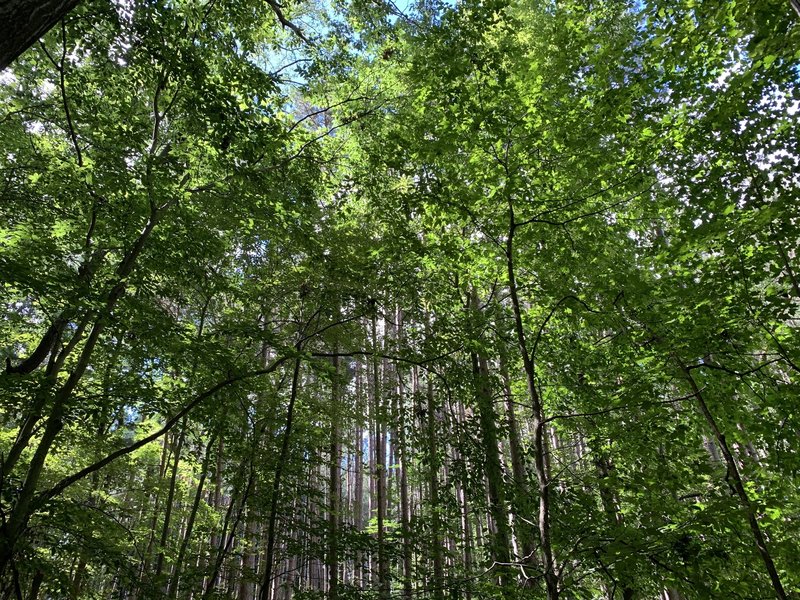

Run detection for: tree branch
[[36, 355, 290, 505], [543, 388, 704, 425], [685, 357, 783, 377], [265, 0, 313, 45]]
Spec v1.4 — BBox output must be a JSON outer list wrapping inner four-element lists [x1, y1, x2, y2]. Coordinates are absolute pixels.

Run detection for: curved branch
[[542, 388, 704, 425], [265, 0, 313, 45], [36, 355, 290, 506], [685, 357, 783, 378]]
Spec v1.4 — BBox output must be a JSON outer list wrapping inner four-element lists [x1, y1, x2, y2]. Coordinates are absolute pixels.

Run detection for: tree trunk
[[0, 0, 81, 70], [354, 360, 365, 589], [328, 350, 341, 600], [168, 431, 217, 598], [201, 435, 225, 588], [155, 421, 187, 581], [471, 348, 512, 576], [258, 357, 302, 600], [394, 310, 413, 600], [506, 210, 559, 600], [371, 315, 390, 600], [424, 362, 445, 600], [683, 367, 787, 600], [468, 290, 512, 586], [0, 205, 164, 573], [138, 434, 172, 591], [239, 510, 259, 600], [205, 456, 255, 599], [454, 397, 474, 600], [499, 347, 536, 571]]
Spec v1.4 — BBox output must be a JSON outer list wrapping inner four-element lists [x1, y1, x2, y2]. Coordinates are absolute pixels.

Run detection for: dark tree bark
[[471, 349, 512, 578], [424, 365, 445, 600], [468, 289, 512, 585], [499, 347, 536, 572], [683, 367, 787, 600], [393, 310, 413, 600], [258, 357, 302, 600], [327, 350, 341, 600], [168, 431, 216, 598], [0, 0, 81, 70], [353, 362, 365, 587], [506, 206, 559, 600], [155, 422, 187, 581], [371, 316, 390, 600], [4, 317, 64, 375]]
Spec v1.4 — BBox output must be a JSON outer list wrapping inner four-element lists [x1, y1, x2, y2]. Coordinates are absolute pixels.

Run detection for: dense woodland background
[[1, 0, 799, 598]]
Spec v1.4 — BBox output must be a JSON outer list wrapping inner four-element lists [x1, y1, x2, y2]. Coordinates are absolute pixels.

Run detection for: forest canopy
[[1, 0, 799, 599]]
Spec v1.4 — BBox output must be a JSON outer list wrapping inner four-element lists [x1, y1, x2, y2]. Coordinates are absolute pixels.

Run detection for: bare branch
[[685, 357, 783, 377], [36, 355, 291, 505], [543, 388, 704, 425], [265, 0, 313, 46]]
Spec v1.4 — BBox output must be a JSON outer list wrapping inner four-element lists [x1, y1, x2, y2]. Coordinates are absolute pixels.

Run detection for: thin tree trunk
[[201, 435, 225, 589], [328, 349, 341, 600], [682, 367, 787, 600], [205, 457, 255, 599], [394, 309, 413, 600], [506, 209, 559, 600], [455, 397, 474, 600], [354, 360, 365, 589], [371, 315, 390, 600], [258, 357, 302, 600], [0, 204, 165, 572], [469, 290, 512, 585], [499, 346, 535, 571], [139, 434, 172, 590], [155, 420, 187, 581], [472, 349, 513, 578], [425, 362, 445, 600], [169, 431, 217, 598]]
